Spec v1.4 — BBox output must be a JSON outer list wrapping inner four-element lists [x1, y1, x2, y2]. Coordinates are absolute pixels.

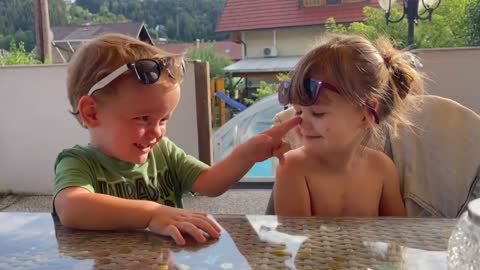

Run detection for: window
[[302, 0, 365, 8], [303, 0, 322, 8], [326, 0, 341, 5]]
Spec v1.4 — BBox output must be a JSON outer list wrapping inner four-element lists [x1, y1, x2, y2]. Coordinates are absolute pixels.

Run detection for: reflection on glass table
[[0, 212, 456, 270], [0, 212, 250, 270]]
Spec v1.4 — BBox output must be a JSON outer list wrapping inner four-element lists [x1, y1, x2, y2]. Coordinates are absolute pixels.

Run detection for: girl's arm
[[274, 152, 312, 216], [378, 154, 407, 216]]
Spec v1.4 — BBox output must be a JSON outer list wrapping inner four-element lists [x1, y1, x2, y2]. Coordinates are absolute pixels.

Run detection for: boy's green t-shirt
[[54, 137, 208, 208]]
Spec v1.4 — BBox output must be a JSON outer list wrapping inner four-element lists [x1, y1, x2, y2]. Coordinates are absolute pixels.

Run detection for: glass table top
[[0, 212, 456, 270]]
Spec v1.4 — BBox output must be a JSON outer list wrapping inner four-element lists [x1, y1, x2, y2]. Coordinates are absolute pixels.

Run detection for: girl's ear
[[361, 98, 380, 128], [78, 96, 99, 128]]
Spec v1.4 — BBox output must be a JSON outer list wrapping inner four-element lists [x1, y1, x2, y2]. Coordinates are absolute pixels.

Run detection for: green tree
[[466, 0, 480, 46], [0, 0, 67, 51], [186, 45, 232, 79], [1, 0, 229, 51], [91, 3, 125, 24], [0, 41, 38, 65], [65, 2, 125, 25], [75, 0, 105, 13], [326, 0, 476, 48], [65, 3, 93, 25]]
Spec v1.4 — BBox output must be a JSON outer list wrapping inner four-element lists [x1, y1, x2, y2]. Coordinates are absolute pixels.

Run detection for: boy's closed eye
[[134, 115, 170, 126], [134, 115, 151, 124]]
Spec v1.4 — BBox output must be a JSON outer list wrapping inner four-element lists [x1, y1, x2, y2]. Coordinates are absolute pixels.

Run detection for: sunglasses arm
[[87, 65, 130, 96]]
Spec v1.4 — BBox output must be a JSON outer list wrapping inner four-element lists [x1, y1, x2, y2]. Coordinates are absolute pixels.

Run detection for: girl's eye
[[312, 112, 326, 117], [294, 110, 302, 116]]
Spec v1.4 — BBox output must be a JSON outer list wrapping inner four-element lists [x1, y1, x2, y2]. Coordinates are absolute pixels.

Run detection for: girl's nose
[[299, 115, 311, 129]]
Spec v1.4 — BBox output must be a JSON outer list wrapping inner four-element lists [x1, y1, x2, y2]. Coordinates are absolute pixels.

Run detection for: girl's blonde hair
[[289, 34, 424, 140], [67, 33, 183, 125]]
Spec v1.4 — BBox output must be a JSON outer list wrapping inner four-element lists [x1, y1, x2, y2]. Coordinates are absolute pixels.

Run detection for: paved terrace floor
[[0, 189, 271, 214]]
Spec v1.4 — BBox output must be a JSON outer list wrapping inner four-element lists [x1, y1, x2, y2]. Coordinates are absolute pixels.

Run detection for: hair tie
[[383, 55, 392, 67]]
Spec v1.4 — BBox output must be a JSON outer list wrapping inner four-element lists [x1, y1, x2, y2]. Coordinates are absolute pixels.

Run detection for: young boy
[[54, 34, 300, 245]]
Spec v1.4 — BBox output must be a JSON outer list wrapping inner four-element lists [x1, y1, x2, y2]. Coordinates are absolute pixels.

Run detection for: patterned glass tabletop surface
[[0, 212, 456, 270]]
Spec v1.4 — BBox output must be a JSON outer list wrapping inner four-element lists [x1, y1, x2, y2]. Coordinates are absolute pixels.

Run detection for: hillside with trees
[[0, 0, 227, 51]]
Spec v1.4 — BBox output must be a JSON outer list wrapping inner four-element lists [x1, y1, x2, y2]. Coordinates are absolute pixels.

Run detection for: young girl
[[274, 34, 424, 217]]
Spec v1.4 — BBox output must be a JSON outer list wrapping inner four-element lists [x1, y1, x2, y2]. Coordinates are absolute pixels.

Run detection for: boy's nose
[[150, 124, 165, 138]]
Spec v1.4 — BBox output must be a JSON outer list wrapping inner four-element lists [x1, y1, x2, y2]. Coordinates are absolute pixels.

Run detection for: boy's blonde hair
[[67, 33, 182, 125], [289, 34, 424, 140]]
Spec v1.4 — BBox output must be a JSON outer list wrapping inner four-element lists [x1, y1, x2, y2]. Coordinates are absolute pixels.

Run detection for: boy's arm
[[192, 117, 301, 196], [274, 152, 311, 216], [55, 187, 220, 245], [378, 154, 407, 216]]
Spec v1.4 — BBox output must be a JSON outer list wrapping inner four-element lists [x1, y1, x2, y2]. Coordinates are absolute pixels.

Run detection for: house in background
[[216, 0, 379, 92], [156, 40, 243, 62], [50, 22, 153, 63], [0, 48, 8, 57]]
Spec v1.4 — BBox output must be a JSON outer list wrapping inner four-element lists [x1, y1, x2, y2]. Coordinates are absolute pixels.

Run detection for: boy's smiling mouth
[[134, 142, 155, 153]]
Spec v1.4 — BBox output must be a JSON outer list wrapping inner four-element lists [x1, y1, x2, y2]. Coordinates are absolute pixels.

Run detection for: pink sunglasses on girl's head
[[277, 78, 380, 124]]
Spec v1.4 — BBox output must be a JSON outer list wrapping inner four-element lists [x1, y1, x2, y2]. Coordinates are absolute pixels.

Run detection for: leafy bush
[[244, 73, 290, 105], [186, 45, 232, 79], [0, 41, 39, 65]]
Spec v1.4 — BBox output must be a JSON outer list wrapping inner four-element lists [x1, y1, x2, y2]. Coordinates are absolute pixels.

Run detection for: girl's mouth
[[303, 135, 323, 140]]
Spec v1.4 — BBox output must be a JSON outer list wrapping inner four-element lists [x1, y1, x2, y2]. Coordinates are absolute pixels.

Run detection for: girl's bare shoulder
[[363, 147, 396, 173], [279, 147, 309, 170]]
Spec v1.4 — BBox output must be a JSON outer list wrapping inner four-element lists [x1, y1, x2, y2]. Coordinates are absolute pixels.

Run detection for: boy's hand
[[242, 116, 301, 162], [148, 204, 221, 245]]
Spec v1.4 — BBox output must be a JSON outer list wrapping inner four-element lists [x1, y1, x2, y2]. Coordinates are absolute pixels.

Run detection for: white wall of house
[[275, 26, 325, 56], [0, 63, 201, 194], [243, 26, 324, 58]]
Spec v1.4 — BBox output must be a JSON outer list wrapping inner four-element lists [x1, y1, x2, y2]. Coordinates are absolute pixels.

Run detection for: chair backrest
[[388, 95, 480, 217]]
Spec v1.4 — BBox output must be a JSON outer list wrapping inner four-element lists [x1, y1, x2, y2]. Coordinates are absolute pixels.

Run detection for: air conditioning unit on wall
[[263, 46, 278, 57]]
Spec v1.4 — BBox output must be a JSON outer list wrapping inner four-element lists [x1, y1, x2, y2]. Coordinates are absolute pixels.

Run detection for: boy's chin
[[123, 153, 149, 164], [131, 156, 148, 164]]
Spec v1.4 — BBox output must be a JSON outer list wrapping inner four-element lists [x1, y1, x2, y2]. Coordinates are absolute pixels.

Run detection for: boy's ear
[[78, 96, 99, 128]]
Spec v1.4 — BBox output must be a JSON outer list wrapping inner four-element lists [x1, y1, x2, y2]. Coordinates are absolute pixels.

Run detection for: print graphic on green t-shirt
[[95, 170, 178, 207]]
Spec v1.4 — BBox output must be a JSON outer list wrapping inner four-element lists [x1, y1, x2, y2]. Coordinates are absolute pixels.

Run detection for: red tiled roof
[[217, 0, 380, 32], [155, 41, 243, 61]]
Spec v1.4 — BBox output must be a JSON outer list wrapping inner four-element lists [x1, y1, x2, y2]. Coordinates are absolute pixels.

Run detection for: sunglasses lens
[[303, 79, 322, 105], [278, 80, 291, 105], [135, 60, 160, 84]]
